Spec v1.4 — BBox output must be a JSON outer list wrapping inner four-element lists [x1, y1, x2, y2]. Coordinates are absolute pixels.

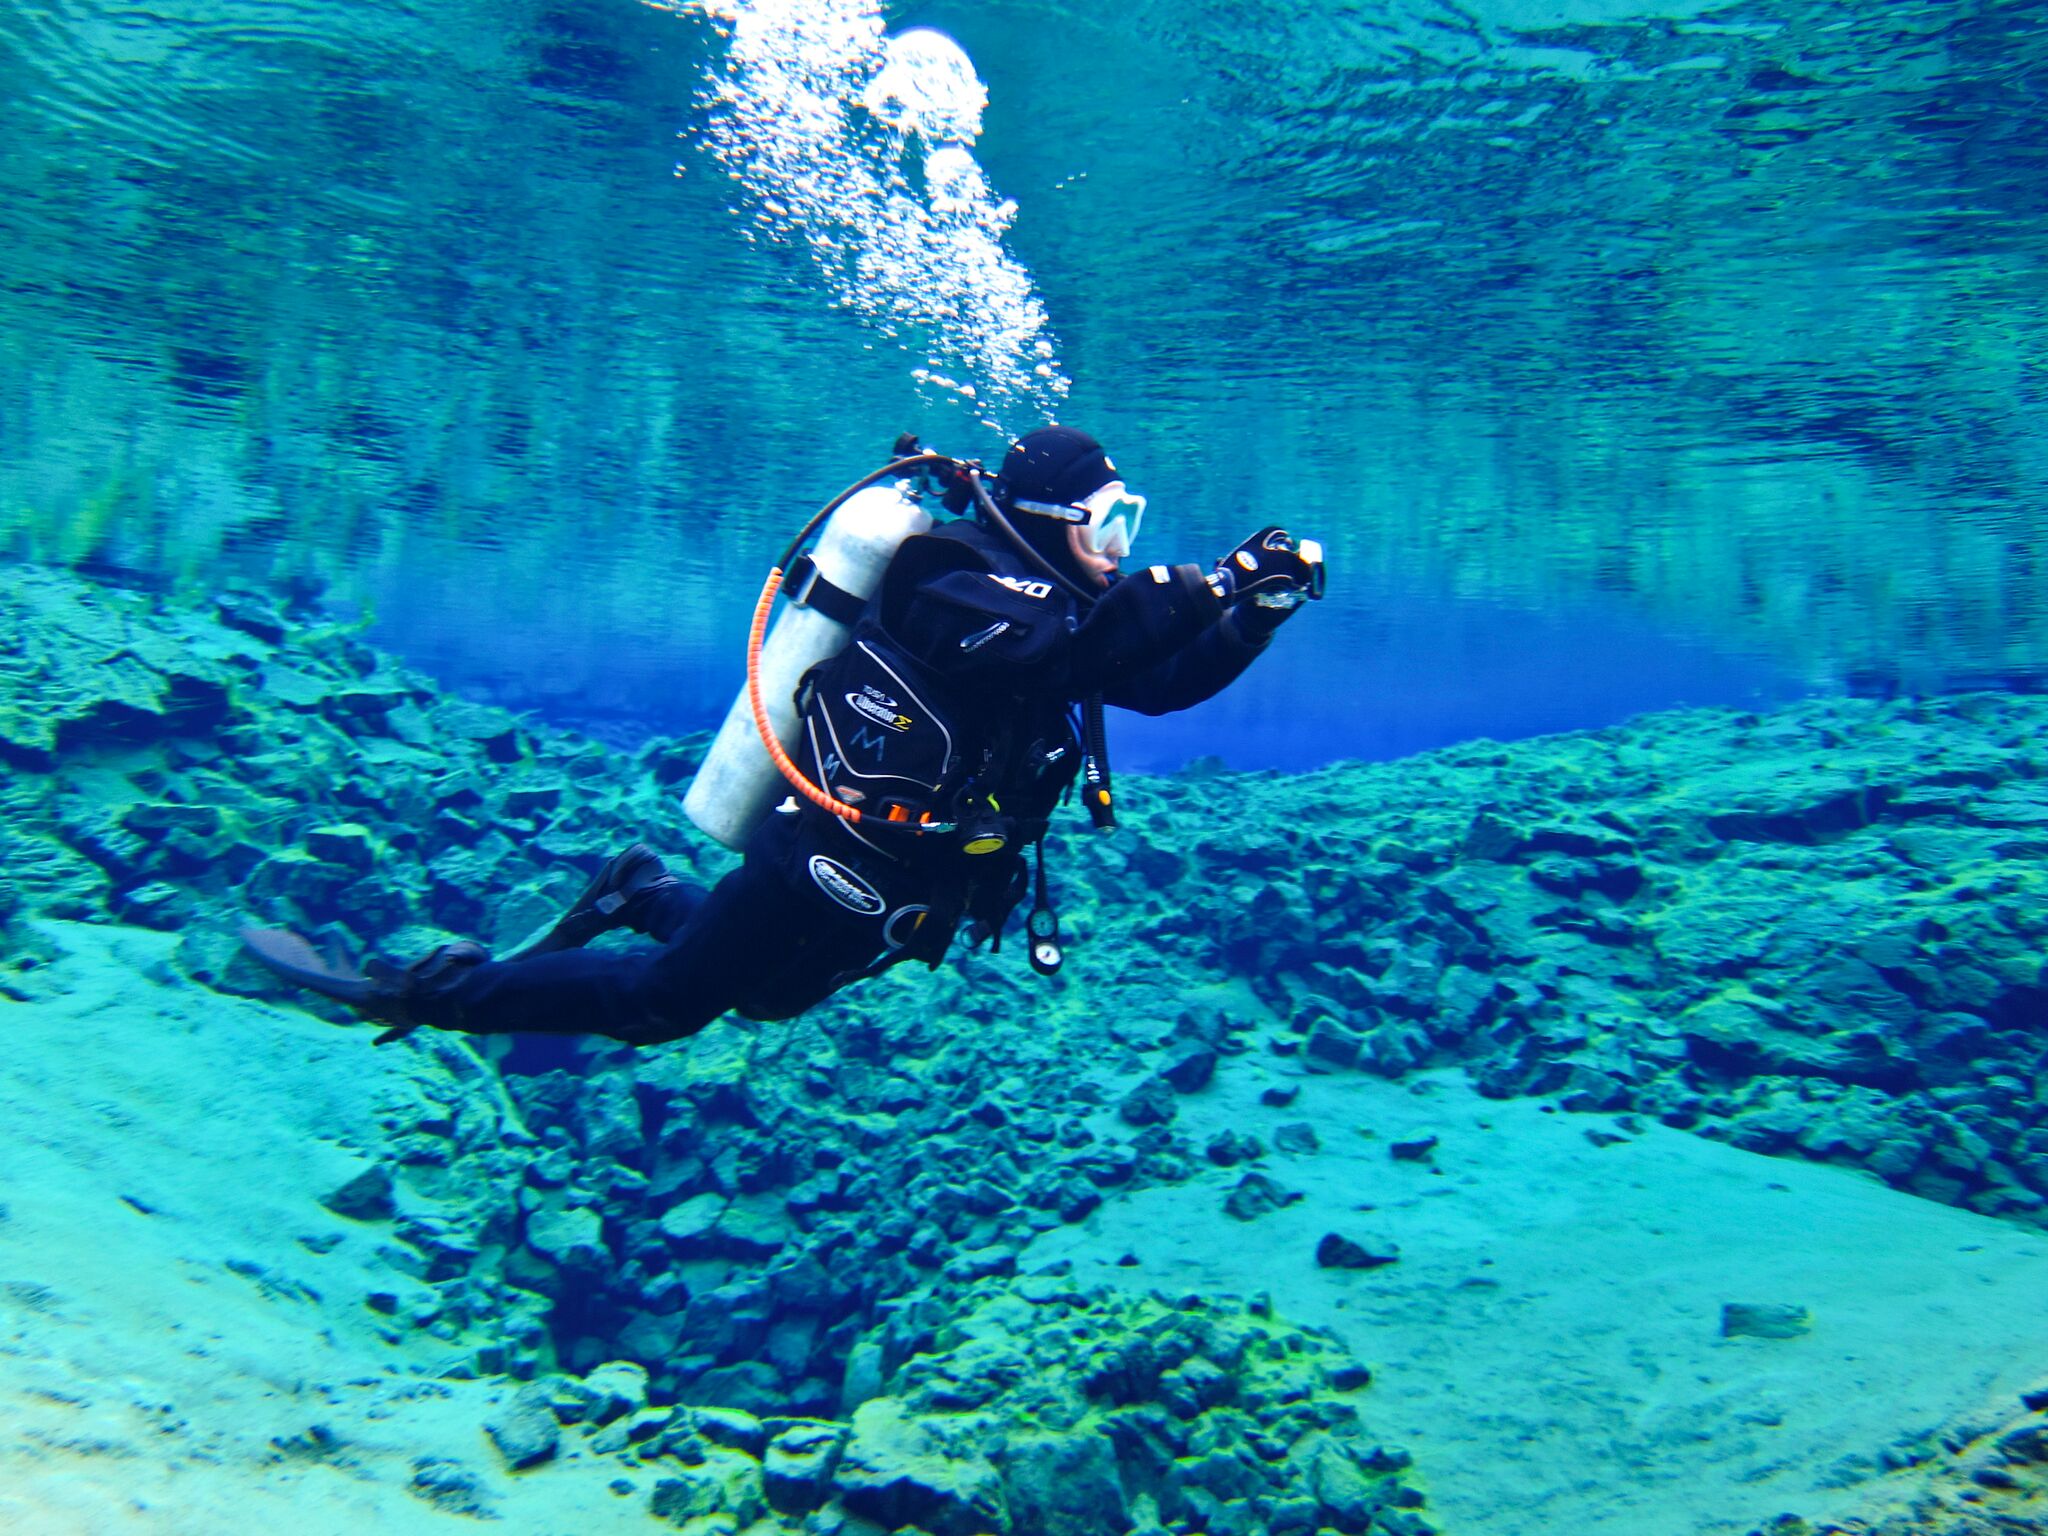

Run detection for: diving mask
[[1012, 480, 1146, 559]]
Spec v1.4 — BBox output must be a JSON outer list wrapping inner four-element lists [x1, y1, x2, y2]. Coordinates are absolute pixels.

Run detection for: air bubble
[[678, 0, 1070, 426]]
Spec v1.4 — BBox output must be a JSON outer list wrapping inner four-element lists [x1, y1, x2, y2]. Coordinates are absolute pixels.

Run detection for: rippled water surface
[[2, 0, 2043, 762]]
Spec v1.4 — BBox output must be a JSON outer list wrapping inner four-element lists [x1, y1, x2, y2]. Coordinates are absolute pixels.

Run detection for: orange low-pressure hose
[[747, 566, 867, 826]]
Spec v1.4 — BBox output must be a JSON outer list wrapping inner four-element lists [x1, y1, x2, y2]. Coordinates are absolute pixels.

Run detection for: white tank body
[[683, 480, 933, 850]]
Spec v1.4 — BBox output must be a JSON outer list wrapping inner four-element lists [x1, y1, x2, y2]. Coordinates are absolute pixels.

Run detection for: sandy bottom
[[0, 923, 656, 1534], [1029, 1043, 2048, 1536], [6, 920, 2046, 1534]]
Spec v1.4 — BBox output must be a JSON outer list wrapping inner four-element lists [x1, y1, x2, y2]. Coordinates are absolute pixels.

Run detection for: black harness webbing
[[785, 554, 867, 627]]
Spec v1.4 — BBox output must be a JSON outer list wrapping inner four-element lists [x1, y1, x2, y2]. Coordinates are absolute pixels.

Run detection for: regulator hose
[[964, 467, 1101, 610]]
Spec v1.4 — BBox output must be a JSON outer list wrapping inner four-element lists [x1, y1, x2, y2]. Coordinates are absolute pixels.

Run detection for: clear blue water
[[2, 0, 2044, 765], [10, 9, 2048, 1528]]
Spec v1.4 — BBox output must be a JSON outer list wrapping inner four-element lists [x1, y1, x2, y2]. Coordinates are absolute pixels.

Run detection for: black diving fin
[[239, 926, 483, 1045], [241, 925, 375, 1005]]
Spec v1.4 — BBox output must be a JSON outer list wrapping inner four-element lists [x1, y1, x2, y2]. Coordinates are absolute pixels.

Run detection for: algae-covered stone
[[639, 1020, 755, 1118], [1001, 1428, 1127, 1536], [716, 1193, 794, 1260], [1299, 1430, 1394, 1532], [834, 1397, 1008, 1536], [649, 1447, 768, 1527], [687, 1404, 768, 1457], [1721, 1302, 1811, 1340], [1225, 1173, 1300, 1221], [484, 1380, 561, 1470], [765, 1421, 848, 1515], [1118, 1076, 1177, 1127], [660, 1191, 729, 1253], [526, 1203, 606, 1268], [580, 1360, 652, 1424]]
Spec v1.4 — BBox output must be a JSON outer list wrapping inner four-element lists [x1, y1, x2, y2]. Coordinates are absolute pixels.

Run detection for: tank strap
[[786, 554, 867, 626]]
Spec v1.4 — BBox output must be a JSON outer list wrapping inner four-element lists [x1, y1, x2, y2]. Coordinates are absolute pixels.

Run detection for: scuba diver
[[243, 425, 1326, 1047]]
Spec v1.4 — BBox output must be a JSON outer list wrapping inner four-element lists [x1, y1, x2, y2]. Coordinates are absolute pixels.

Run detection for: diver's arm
[[1097, 527, 1323, 713], [1098, 610, 1269, 716], [891, 557, 1221, 690], [1065, 562, 1225, 695]]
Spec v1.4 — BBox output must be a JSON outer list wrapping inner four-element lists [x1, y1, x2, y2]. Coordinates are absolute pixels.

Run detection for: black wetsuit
[[436, 521, 1267, 1046]]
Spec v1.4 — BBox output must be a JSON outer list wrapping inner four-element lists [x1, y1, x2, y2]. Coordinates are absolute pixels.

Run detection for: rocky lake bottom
[[6, 567, 2048, 1536]]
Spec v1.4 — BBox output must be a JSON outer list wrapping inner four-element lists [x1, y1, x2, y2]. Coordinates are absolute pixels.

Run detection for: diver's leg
[[636, 878, 705, 944], [434, 855, 847, 1046], [423, 946, 685, 1043], [248, 837, 890, 1046]]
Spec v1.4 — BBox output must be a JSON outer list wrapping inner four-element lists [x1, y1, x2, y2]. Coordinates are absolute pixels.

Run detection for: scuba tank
[[684, 471, 933, 849]]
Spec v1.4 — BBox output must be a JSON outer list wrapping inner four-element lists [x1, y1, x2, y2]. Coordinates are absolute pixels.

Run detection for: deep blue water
[[2, 0, 2043, 766]]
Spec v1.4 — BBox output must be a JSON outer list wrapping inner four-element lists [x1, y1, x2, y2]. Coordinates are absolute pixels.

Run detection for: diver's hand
[[1209, 527, 1326, 636]]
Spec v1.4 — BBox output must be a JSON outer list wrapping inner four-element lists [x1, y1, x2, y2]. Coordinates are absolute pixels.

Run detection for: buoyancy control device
[[683, 443, 1119, 984], [684, 460, 935, 850]]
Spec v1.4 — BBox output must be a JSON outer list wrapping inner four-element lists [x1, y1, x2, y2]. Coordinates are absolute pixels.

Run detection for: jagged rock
[[320, 1164, 395, 1221], [1001, 1428, 1129, 1536], [1317, 1232, 1400, 1270], [304, 822, 380, 871], [660, 1191, 729, 1252], [1205, 1131, 1265, 1167], [1161, 1047, 1218, 1092], [840, 1338, 888, 1414], [572, 1070, 645, 1160], [484, 1381, 561, 1469], [688, 1405, 769, 1457], [1304, 1016, 1364, 1070], [716, 1194, 794, 1260], [1299, 1430, 1396, 1532], [648, 1447, 768, 1527], [1997, 1422, 2048, 1462], [1159, 1358, 1234, 1419], [765, 1421, 849, 1515], [833, 1397, 1008, 1536], [525, 1203, 606, 1268], [580, 1360, 652, 1424], [639, 1021, 756, 1119], [942, 1246, 1017, 1284], [1118, 1076, 1177, 1127], [1703, 771, 1883, 844], [593, 1405, 677, 1454], [1225, 1173, 1301, 1221], [688, 1360, 786, 1416], [408, 1455, 495, 1517]]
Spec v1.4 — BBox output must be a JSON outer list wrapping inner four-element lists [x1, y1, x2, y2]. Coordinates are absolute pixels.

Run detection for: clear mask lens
[[1080, 482, 1145, 558]]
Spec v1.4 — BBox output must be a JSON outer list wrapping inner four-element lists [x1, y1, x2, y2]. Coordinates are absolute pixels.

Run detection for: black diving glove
[[1210, 527, 1327, 638]]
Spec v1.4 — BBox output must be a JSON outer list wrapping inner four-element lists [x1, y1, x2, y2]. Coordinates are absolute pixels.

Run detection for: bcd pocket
[[799, 626, 961, 821]]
